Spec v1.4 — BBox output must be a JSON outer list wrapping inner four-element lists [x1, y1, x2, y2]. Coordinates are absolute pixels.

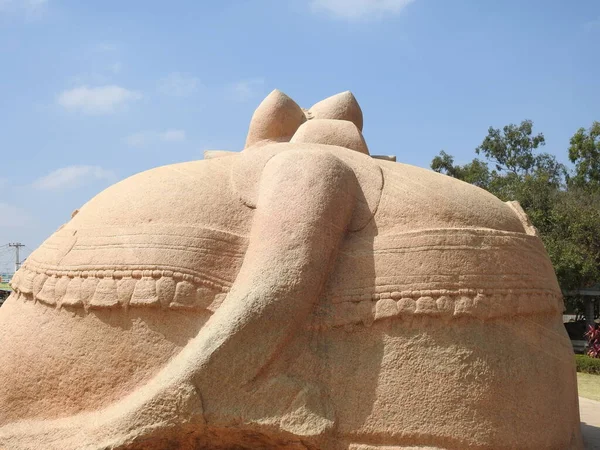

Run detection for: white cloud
[[158, 72, 200, 97], [57, 85, 142, 115], [159, 129, 186, 142], [125, 132, 149, 148], [96, 41, 118, 52], [584, 18, 600, 32], [310, 0, 415, 20], [26, 0, 45, 12], [0, 0, 48, 20], [227, 78, 265, 102], [109, 62, 122, 74], [67, 63, 123, 87], [67, 73, 109, 86], [32, 165, 116, 191], [125, 129, 186, 148], [125, 131, 149, 147], [0, 203, 30, 228]]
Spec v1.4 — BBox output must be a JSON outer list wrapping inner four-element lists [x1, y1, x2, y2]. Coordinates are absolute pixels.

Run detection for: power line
[[8, 243, 25, 272]]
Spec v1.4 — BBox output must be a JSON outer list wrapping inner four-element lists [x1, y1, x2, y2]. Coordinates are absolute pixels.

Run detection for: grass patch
[[578, 372, 600, 402]]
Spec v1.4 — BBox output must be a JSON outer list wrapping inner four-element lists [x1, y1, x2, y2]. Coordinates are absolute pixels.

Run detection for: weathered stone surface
[[0, 91, 582, 449]]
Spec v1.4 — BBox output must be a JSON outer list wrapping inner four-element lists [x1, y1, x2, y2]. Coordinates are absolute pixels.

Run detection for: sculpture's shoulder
[[71, 157, 248, 232], [371, 159, 527, 234], [11, 157, 253, 312]]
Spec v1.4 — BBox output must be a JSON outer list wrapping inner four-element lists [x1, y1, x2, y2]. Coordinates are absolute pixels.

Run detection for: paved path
[[581, 397, 600, 449]]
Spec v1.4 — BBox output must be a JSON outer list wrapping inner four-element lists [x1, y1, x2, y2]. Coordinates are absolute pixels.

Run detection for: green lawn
[[578, 372, 600, 402]]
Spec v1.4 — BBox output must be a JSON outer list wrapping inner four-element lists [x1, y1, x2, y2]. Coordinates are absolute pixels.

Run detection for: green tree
[[430, 120, 598, 313], [568, 121, 600, 189], [430, 151, 490, 188], [543, 187, 600, 291], [476, 120, 546, 176], [431, 121, 565, 224]]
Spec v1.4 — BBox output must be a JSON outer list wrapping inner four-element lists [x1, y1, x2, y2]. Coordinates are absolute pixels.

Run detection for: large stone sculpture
[[0, 91, 583, 449]]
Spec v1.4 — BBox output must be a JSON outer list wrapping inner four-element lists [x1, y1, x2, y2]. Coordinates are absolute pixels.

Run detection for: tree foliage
[[568, 121, 600, 190], [430, 151, 490, 188], [475, 120, 546, 176], [543, 188, 600, 291], [431, 120, 600, 308]]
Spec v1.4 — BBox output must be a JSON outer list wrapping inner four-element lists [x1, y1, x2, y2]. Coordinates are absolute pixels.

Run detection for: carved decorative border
[[312, 288, 563, 329], [9, 266, 563, 327], [9, 266, 228, 312]]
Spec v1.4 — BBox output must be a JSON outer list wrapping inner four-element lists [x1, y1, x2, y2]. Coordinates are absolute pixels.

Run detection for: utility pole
[[8, 243, 24, 272]]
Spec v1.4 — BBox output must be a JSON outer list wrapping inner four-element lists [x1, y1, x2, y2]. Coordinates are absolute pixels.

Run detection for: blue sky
[[0, 0, 599, 270]]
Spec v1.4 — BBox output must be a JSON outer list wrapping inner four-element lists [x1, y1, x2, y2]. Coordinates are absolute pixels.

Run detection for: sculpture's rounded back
[[0, 91, 582, 450]]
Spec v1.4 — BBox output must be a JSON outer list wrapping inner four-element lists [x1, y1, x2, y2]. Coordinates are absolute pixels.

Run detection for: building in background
[[0, 272, 13, 306]]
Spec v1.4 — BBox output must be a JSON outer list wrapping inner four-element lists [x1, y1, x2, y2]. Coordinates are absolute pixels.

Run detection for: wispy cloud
[[57, 85, 142, 115], [227, 78, 265, 102], [67, 61, 123, 86], [310, 0, 416, 20], [158, 72, 200, 97], [26, 0, 45, 13], [96, 41, 118, 52], [584, 17, 600, 32], [0, 202, 31, 228], [125, 129, 187, 148], [67, 73, 110, 86], [160, 129, 186, 141], [0, 0, 48, 20], [109, 62, 122, 74], [32, 165, 116, 191]]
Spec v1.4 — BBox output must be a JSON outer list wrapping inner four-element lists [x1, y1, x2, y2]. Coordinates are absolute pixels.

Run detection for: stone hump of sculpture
[[0, 90, 583, 450]]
